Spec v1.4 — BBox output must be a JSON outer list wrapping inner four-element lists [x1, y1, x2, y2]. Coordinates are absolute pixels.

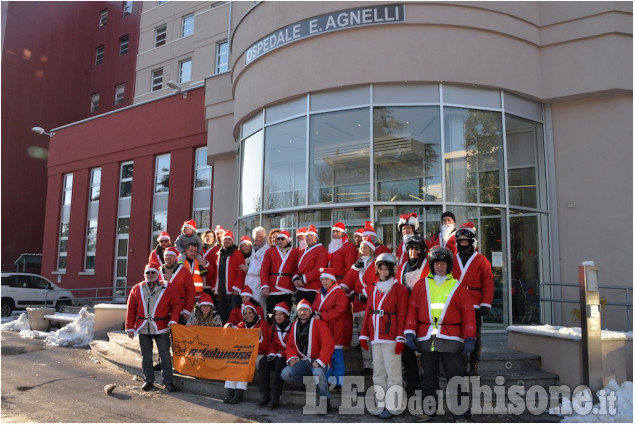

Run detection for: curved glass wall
[[237, 84, 549, 328]]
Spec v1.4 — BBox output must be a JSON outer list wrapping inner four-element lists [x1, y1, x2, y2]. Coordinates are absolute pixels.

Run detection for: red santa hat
[[296, 227, 307, 237], [459, 222, 477, 235], [240, 286, 254, 298], [223, 230, 234, 241], [163, 247, 179, 258], [214, 225, 225, 233], [182, 219, 197, 231], [239, 235, 252, 246], [362, 221, 377, 238], [241, 302, 259, 317], [296, 299, 313, 312], [305, 225, 319, 238], [319, 267, 337, 282], [398, 212, 419, 231], [273, 302, 290, 316], [354, 228, 364, 237], [361, 236, 376, 252], [198, 293, 214, 307], [331, 222, 346, 233], [277, 230, 291, 240], [157, 231, 170, 241], [144, 262, 160, 274]]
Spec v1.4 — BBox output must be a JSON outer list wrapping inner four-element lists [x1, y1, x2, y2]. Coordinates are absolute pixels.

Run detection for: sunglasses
[[276, 237, 287, 241], [145, 271, 157, 275]]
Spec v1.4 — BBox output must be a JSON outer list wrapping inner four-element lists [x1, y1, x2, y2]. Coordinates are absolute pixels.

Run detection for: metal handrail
[[44, 286, 130, 307]]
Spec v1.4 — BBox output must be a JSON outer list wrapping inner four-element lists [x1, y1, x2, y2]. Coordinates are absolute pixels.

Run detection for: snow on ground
[[45, 307, 94, 347], [1, 313, 30, 331], [551, 379, 633, 423], [19, 329, 50, 339], [506, 324, 633, 341]]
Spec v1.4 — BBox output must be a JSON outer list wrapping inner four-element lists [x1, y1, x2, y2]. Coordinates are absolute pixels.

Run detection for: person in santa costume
[[225, 285, 265, 327], [258, 302, 291, 408], [359, 253, 409, 419], [186, 292, 222, 327], [363, 221, 391, 255], [260, 230, 298, 321], [224, 302, 271, 404], [243, 226, 269, 310], [213, 230, 246, 324], [149, 231, 171, 266], [125, 262, 181, 392], [451, 222, 494, 377], [313, 267, 349, 391], [238, 235, 253, 269], [160, 247, 196, 325], [353, 228, 364, 249], [296, 227, 308, 252], [429, 211, 457, 254], [201, 230, 218, 290], [292, 225, 328, 306], [281, 299, 334, 405], [344, 235, 377, 375], [405, 246, 476, 422], [395, 212, 419, 265]]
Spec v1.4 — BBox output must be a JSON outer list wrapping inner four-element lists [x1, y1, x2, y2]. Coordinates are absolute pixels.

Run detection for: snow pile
[[1, 313, 30, 332], [19, 329, 49, 339], [552, 379, 633, 423], [507, 325, 633, 341], [45, 307, 94, 347]]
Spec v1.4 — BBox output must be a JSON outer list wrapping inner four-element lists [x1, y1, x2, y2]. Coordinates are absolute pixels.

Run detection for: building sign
[[245, 3, 406, 66]]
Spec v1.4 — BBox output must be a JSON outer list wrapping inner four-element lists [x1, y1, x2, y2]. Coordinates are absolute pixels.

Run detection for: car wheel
[[1, 299, 13, 317], [55, 300, 72, 312]]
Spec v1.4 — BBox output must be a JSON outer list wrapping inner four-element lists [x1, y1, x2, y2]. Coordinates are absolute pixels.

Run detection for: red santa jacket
[[149, 249, 164, 267], [237, 318, 271, 356], [359, 279, 408, 344], [396, 260, 430, 293], [375, 244, 392, 256], [213, 247, 246, 294], [329, 241, 358, 284], [160, 264, 196, 316], [293, 244, 328, 292], [429, 232, 457, 255], [404, 275, 476, 342], [268, 322, 291, 358], [286, 316, 335, 368], [202, 245, 219, 288], [125, 280, 181, 334], [260, 246, 299, 295], [396, 242, 408, 266], [452, 252, 494, 309], [227, 302, 265, 327], [344, 259, 377, 314], [312, 284, 349, 348]]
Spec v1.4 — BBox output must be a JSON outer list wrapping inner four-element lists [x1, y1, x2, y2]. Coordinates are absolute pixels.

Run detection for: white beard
[[441, 224, 454, 245], [298, 239, 307, 250], [376, 277, 396, 294], [404, 270, 421, 290], [328, 238, 343, 254], [434, 274, 446, 287]]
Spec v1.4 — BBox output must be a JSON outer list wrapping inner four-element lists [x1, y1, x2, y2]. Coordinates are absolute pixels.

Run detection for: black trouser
[[401, 345, 420, 392], [420, 351, 470, 419], [216, 293, 240, 325], [469, 308, 484, 367], [294, 289, 316, 306], [265, 293, 293, 324], [258, 356, 286, 396]]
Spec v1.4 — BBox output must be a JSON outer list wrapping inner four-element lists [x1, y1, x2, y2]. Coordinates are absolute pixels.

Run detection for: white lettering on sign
[[244, 4, 405, 66]]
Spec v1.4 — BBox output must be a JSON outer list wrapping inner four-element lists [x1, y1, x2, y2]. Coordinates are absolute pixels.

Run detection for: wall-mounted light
[[167, 80, 187, 98], [31, 126, 51, 136]]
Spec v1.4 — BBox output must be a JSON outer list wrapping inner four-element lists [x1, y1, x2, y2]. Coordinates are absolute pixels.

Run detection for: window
[[193, 147, 212, 231], [178, 58, 192, 83], [58, 173, 73, 271], [194, 147, 212, 188], [122, 1, 132, 15], [119, 35, 129, 55], [85, 219, 98, 271], [114, 84, 125, 105], [99, 9, 108, 27], [114, 217, 130, 298], [155, 25, 167, 47], [182, 14, 194, 37], [95, 45, 104, 65], [240, 131, 263, 215], [216, 41, 228, 74], [151, 68, 163, 91], [157, 1, 167, 4], [90, 93, 100, 112], [89, 168, 101, 202], [62, 173, 73, 206], [154, 154, 170, 193], [119, 161, 133, 198]]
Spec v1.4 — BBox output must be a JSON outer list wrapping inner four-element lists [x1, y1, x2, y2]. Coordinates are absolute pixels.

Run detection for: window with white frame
[[151, 68, 163, 91], [178, 58, 192, 83], [89, 167, 101, 202], [155, 154, 170, 193], [155, 25, 167, 47], [123, 1, 132, 15], [84, 219, 98, 271], [91, 93, 100, 112], [182, 14, 194, 37], [216, 41, 228, 74], [95, 45, 104, 65], [119, 34, 129, 55], [58, 173, 73, 271], [99, 9, 108, 27], [62, 173, 73, 205], [192, 147, 212, 232], [152, 154, 170, 248], [157, 1, 167, 5], [119, 161, 133, 198], [114, 217, 130, 297], [115, 84, 125, 105]]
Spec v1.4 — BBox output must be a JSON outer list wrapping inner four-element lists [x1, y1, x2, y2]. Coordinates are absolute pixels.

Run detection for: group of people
[[124, 211, 494, 421]]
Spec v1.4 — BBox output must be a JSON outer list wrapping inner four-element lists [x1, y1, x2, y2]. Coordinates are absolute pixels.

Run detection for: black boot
[[229, 388, 244, 404], [257, 392, 270, 406], [223, 388, 235, 403], [268, 394, 280, 408]]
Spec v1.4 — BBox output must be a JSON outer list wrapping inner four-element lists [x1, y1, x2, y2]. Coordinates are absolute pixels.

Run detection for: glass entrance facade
[[237, 83, 550, 329]]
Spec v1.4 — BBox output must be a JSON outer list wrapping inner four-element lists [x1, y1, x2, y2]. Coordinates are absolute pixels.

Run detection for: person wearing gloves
[[224, 302, 271, 404], [359, 253, 409, 419], [405, 247, 476, 422], [125, 262, 181, 392], [281, 299, 335, 407], [395, 212, 419, 266], [292, 225, 328, 305], [452, 222, 494, 377], [258, 302, 292, 408], [186, 292, 222, 327], [429, 211, 457, 254], [344, 235, 377, 375]]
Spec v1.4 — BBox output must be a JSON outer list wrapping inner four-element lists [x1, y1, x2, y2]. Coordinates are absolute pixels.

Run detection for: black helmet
[[455, 226, 476, 255], [406, 234, 428, 256], [427, 246, 453, 275], [375, 253, 398, 277]]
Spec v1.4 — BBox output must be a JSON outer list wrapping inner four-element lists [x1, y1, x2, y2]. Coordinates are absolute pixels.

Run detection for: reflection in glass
[[117, 217, 130, 234], [193, 209, 210, 231], [153, 213, 167, 232], [117, 239, 128, 257], [506, 116, 545, 209], [309, 109, 369, 204], [374, 107, 441, 201], [240, 131, 263, 215]]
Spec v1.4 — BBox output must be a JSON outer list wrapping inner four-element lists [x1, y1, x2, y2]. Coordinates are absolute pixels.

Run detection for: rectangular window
[[151, 213, 168, 249], [119, 161, 133, 198], [157, 1, 167, 5], [91, 93, 100, 112], [151, 68, 163, 91], [216, 41, 228, 74], [95, 45, 104, 65], [154, 154, 170, 193], [155, 25, 167, 47], [119, 35, 129, 55], [178, 58, 192, 83], [62, 173, 73, 205], [182, 14, 194, 37], [90, 168, 101, 202], [122, 1, 132, 16], [114, 217, 130, 298], [193, 147, 212, 230], [58, 173, 73, 271], [99, 9, 108, 27], [114, 84, 125, 105], [194, 147, 211, 188], [84, 219, 98, 271]]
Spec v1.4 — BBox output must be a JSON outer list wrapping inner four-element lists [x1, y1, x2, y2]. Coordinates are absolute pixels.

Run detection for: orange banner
[[171, 324, 259, 381]]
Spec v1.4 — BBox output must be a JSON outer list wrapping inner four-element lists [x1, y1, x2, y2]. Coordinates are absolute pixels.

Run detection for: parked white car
[[1, 272, 74, 317]]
